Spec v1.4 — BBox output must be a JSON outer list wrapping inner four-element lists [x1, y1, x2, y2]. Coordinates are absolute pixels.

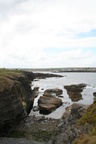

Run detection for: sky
[[0, 0, 96, 68]]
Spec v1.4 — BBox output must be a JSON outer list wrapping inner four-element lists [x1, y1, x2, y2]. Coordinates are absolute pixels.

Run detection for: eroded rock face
[[38, 96, 62, 114], [64, 84, 86, 102], [0, 84, 24, 136], [0, 71, 36, 136]]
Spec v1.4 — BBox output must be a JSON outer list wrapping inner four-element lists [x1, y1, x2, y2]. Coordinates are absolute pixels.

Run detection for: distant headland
[[21, 67, 96, 72]]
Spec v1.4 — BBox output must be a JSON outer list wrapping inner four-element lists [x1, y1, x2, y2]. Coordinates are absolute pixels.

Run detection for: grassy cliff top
[[0, 68, 22, 76], [79, 101, 96, 125], [0, 69, 23, 92]]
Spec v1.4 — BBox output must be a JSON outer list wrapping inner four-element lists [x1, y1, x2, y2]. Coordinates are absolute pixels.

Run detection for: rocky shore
[[0, 69, 96, 144], [4, 103, 93, 144], [0, 69, 63, 136]]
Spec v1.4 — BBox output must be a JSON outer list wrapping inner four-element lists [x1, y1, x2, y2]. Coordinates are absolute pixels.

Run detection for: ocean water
[[30, 72, 96, 119]]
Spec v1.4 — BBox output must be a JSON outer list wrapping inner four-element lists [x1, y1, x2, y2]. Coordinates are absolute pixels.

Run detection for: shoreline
[[0, 69, 96, 144]]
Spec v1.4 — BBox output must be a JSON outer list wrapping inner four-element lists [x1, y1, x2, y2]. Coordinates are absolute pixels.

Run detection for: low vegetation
[[73, 101, 96, 144], [79, 101, 96, 125], [0, 68, 22, 77], [73, 134, 96, 144], [0, 68, 23, 91]]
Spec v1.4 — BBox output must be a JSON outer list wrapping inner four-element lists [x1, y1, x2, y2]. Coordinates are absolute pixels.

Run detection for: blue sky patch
[[44, 47, 96, 55], [77, 29, 96, 39]]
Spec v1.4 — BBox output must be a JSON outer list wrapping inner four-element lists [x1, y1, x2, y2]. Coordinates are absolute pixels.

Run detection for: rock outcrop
[[44, 88, 63, 97], [7, 103, 90, 144], [64, 84, 86, 102], [0, 70, 36, 136], [93, 92, 96, 97], [52, 103, 90, 144], [38, 95, 62, 114], [34, 73, 63, 79]]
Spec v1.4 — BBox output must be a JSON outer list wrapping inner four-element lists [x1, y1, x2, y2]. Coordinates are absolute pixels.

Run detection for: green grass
[[0, 68, 23, 91], [0, 68, 22, 76], [79, 102, 96, 126], [73, 101, 96, 144]]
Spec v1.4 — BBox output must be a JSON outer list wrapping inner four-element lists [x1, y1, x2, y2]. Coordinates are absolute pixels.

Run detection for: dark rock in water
[[44, 88, 63, 97], [64, 84, 86, 102], [34, 73, 63, 79], [93, 92, 96, 97], [38, 96, 62, 114], [93, 92, 96, 103], [38, 88, 63, 114]]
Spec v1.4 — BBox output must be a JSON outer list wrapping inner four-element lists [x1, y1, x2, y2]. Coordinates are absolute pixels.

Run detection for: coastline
[[21, 67, 96, 73], [0, 69, 96, 144]]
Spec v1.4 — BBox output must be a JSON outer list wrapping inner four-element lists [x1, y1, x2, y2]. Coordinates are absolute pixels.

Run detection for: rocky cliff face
[[0, 70, 36, 136]]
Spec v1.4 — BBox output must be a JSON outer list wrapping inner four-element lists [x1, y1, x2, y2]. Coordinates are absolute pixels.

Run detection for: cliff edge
[[0, 69, 35, 136]]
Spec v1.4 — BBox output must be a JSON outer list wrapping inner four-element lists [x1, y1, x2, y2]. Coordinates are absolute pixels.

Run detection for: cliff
[[0, 69, 35, 136]]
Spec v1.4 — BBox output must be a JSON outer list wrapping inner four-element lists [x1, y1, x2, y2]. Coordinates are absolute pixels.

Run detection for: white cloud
[[39, 48, 96, 68], [0, 0, 96, 68]]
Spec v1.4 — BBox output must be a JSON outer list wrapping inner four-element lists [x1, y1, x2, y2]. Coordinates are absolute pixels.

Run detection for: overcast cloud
[[0, 0, 96, 68]]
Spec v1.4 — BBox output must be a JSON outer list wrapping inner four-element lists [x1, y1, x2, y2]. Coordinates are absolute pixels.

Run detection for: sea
[[29, 72, 96, 119]]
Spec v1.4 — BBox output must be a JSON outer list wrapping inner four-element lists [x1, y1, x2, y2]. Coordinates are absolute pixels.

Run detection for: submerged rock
[[64, 84, 86, 102]]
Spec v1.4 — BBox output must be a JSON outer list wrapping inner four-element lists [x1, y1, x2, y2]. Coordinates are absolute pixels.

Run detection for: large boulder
[[64, 84, 86, 102], [38, 96, 62, 114]]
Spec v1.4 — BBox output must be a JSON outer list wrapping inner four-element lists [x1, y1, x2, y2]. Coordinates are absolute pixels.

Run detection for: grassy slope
[[73, 101, 96, 144], [0, 68, 23, 92]]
